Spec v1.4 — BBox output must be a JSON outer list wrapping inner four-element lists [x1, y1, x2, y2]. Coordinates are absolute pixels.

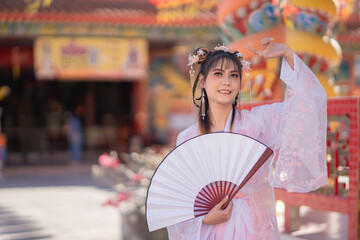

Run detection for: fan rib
[[215, 182, 221, 203], [194, 202, 210, 210], [204, 185, 217, 203], [194, 203, 212, 210], [224, 181, 231, 196], [196, 195, 212, 205], [195, 195, 211, 205], [225, 181, 232, 197], [228, 182, 237, 199], [194, 206, 212, 211], [209, 182, 218, 204], [218, 181, 225, 202], [198, 188, 214, 201]]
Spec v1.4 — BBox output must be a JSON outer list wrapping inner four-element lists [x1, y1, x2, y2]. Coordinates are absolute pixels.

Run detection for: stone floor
[[0, 163, 119, 240]]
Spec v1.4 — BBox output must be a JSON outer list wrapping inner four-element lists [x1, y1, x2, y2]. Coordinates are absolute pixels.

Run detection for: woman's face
[[200, 60, 241, 108]]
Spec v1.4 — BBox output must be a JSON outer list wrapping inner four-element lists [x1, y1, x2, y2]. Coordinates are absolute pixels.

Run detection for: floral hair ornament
[[188, 44, 252, 80], [213, 44, 252, 74], [188, 47, 210, 88]]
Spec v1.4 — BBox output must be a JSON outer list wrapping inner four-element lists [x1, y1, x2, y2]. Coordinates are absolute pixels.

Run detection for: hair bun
[[233, 51, 243, 60], [194, 47, 210, 64]]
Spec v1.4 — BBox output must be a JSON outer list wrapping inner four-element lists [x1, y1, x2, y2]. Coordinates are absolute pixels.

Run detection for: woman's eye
[[214, 72, 222, 76], [231, 74, 239, 78]]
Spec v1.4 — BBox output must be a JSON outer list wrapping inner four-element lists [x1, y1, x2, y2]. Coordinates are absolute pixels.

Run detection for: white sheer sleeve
[[249, 52, 328, 192], [167, 217, 205, 240]]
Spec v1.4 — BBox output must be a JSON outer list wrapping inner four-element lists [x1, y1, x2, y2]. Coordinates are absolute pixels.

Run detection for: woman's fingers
[[261, 37, 274, 49], [222, 199, 233, 220], [203, 196, 233, 225], [219, 195, 234, 211], [224, 199, 233, 211], [246, 45, 262, 56], [247, 38, 276, 58], [216, 195, 228, 208]]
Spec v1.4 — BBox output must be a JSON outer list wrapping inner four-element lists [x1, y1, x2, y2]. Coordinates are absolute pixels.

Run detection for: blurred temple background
[[0, 0, 359, 239]]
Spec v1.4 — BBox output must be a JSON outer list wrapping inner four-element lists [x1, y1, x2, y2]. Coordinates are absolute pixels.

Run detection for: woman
[[167, 38, 328, 239]]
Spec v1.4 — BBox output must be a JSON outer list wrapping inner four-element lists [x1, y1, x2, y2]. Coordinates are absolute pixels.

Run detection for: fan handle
[[221, 147, 273, 210]]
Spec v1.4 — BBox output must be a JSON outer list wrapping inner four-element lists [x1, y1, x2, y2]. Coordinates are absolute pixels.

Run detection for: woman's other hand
[[247, 37, 294, 70], [202, 196, 233, 225]]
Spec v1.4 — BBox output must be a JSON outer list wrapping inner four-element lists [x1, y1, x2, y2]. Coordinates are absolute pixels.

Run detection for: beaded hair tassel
[[201, 88, 206, 120]]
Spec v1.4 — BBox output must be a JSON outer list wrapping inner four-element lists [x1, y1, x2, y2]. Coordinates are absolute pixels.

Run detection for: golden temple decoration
[[150, 0, 218, 23], [24, 0, 53, 14]]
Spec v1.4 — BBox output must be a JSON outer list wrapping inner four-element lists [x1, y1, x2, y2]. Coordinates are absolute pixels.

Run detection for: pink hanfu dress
[[167, 52, 328, 240]]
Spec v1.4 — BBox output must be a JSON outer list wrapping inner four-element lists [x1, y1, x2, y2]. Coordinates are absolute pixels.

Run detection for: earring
[[201, 88, 206, 120], [237, 92, 241, 106]]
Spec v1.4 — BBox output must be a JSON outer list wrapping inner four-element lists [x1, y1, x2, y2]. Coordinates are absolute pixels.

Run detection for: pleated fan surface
[[146, 132, 273, 232]]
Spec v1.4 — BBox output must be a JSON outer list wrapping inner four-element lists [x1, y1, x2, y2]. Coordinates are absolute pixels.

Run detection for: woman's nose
[[222, 77, 230, 86]]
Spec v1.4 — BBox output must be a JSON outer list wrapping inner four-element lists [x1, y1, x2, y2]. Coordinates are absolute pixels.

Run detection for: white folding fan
[[146, 132, 273, 232]]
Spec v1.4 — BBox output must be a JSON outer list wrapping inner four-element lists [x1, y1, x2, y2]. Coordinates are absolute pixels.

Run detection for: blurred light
[[279, 171, 287, 181], [338, 175, 349, 190], [275, 200, 285, 215]]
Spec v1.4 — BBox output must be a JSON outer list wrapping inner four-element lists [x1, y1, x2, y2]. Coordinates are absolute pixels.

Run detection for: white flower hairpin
[[187, 54, 199, 67], [235, 52, 243, 58], [213, 44, 233, 52], [215, 44, 252, 73], [240, 59, 251, 73]]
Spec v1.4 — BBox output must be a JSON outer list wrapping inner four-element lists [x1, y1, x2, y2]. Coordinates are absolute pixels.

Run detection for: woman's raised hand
[[202, 196, 233, 225], [247, 37, 294, 69]]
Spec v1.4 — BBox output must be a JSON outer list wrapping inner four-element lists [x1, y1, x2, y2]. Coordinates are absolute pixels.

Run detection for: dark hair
[[193, 50, 243, 134]]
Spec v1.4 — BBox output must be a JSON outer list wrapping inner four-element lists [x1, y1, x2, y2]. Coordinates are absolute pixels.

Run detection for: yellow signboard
[[34, 37, 148, 81]]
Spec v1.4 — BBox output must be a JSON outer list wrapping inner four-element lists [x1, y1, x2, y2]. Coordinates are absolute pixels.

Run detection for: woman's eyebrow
[[211, 68, 239, 73], [211, 68, 225, 72]]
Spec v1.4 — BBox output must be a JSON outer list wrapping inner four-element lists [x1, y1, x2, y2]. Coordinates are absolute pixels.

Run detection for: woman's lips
[[218, 90, 232, 94]]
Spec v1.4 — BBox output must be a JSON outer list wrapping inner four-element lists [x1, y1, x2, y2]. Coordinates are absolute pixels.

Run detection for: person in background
[[64, 108, 84, 164]]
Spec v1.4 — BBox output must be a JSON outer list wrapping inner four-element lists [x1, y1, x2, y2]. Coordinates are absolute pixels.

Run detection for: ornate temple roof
[[0, 0, 219, 40], [0, 0, 217, 26]]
